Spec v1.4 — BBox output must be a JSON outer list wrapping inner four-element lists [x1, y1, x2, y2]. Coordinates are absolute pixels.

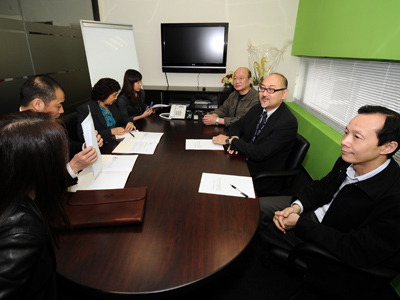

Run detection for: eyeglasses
[[258, 86, 286, 94], [233, 77, 249, 82]]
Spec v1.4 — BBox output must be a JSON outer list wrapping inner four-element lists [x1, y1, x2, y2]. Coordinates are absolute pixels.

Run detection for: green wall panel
[[287, 102, 342, 180], [292, 0, 400, 61]]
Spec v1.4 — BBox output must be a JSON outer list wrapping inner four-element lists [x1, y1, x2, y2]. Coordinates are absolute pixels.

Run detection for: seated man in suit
[[212, 73, 298, 195], [260, 105, 400, 298], [202, 67, 259, 127], [20, 74, 102, 181]]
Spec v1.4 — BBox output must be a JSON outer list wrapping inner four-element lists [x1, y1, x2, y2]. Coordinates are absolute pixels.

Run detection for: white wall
[[98, 0, 300, 99]]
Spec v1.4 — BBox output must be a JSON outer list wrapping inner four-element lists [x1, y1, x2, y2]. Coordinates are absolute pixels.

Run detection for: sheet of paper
[[87, 171, 131, 190], [101, 154, 138, 171], [186, 139, 224, 150], [81, 108, 102, 178], [112, 132, 164, 154], [198, 173, 256, 198], [113, 141, 158, 154], [68, 155, 138, 191]]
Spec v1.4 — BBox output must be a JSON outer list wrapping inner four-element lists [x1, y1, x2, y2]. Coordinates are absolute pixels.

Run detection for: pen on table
[[230, 184, 249, 198], [129, 132, 135, 138]]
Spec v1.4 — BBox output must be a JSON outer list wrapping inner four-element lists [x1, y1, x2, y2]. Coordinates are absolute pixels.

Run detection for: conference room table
[[55, 115, 260, 299]]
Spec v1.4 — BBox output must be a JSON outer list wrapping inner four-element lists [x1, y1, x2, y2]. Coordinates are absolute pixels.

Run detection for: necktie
[[252, 111, 268, 143]]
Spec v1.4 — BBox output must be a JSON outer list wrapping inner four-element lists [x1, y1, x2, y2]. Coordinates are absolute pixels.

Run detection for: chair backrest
[[284, 133, 310, 187], [60, 112, 79, 142]]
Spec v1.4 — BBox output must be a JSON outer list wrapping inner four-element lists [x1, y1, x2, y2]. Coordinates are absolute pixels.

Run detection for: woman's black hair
[[91, 78, 121, 102], [0, 111, 71, 245], [120, 69, 143, 106]]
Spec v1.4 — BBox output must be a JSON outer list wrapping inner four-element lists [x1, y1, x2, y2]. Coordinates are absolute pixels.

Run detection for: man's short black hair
[[20, 75, 65, 107], [358, 105, 400, 157]]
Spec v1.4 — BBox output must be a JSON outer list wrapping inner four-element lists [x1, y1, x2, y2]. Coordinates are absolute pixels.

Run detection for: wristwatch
[[215, 117, 219, 125], [225, 137, 231, 145]]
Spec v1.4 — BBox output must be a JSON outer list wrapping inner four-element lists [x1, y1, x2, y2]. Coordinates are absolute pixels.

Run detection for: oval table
[[56, 116, 260, 299]]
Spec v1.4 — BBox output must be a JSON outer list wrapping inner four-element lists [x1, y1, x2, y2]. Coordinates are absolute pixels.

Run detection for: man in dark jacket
[[260, 105, 400, 299], [212, 73, 298, 195], [20, 75, 102, 182]]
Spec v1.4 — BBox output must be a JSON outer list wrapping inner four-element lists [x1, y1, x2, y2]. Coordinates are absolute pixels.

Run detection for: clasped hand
[[273, 205, 300, 234]]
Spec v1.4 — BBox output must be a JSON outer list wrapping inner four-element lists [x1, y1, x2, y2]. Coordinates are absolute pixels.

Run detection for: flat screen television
[[161, 23, 229, 73]]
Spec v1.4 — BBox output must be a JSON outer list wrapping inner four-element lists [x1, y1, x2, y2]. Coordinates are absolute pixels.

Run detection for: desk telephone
[[160, 104, 187, 120]]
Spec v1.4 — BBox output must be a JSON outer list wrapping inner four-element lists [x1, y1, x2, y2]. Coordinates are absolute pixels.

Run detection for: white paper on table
[[136, 132, 164, 142], [101, 154, 138, 171], [112, 132, 164, 154], [113, 141, 158, 154], [198, 173, 256, 198], [81, 108, 102, 178], [185, 139, 224, 150], [87, 171, 131, 190], [68, 155, 138, 191]]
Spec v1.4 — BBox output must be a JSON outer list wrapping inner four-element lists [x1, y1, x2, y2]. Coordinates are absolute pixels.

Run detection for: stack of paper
[[186, 139, 224, 150], [112, 132, 164, 154], [69, 155, 138, 192]]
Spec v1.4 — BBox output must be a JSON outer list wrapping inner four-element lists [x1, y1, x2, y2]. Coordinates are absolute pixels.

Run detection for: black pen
[[230, 184, 249, 198], [129, 132, 135, 138]]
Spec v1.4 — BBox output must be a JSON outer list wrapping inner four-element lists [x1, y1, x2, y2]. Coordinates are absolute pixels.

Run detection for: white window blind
[[294, 57, 400, 163]]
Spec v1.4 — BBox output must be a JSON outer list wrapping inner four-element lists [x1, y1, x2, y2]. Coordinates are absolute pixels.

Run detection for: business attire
[[19, 109, 80, 184], [76, 100, 132, 143], [117, 90, 147, 121], [0, 196, 57, 299], [211, 88, 259, 126], [227, 102, 298, 194], [260, 157, 400, 298]]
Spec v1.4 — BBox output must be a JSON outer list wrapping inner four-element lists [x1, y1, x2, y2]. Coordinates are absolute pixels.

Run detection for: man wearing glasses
[[202, 67, 259, 127], [212, 73, 298, 196]]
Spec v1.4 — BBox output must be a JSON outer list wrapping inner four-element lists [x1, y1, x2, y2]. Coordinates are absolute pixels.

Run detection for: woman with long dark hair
[[0, 111, 71, 299], [117, 69, 155, 121]]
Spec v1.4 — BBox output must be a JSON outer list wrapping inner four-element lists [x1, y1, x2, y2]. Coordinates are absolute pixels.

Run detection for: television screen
[[161, 23, 229, 73]]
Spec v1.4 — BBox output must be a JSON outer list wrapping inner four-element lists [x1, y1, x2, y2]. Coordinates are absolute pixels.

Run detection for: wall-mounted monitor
[[161, 23, 229, 74]]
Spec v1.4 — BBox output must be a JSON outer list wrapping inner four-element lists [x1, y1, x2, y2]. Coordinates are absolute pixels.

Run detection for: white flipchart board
[[80, 20, 140, 87]]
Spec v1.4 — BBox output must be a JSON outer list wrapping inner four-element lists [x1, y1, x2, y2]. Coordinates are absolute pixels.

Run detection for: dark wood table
[[56, 116, 260, 299]]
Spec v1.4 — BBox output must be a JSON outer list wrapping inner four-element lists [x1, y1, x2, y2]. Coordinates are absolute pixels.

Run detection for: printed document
[[112, 132, 164, 154], [185, 139, 224, 150], [69, 154, 138, 192], [80, 109, 102, 178], [198, 173, 256, 198]]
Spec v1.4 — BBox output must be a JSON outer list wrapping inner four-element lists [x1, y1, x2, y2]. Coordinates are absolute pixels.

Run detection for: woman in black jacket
[[0, 111, 71, 299], [117, 69, 155, 122], [77, 78, 135, 142]]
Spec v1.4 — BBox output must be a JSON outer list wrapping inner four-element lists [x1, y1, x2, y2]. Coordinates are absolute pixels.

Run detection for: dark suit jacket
[[293, 157, 400, 298], [227, 102, 298, 194], [296, 157, 400, 269], [76, 100, 131, 143]]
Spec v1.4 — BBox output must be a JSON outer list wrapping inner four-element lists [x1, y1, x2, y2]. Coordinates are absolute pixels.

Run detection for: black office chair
[[253, 133, 310, 196], [268, 242, 399, 300], [60, 112, 79, 142]]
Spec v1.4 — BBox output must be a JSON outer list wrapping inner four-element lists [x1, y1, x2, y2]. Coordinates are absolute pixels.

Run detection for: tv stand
[[143, 85, 232, 111]]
